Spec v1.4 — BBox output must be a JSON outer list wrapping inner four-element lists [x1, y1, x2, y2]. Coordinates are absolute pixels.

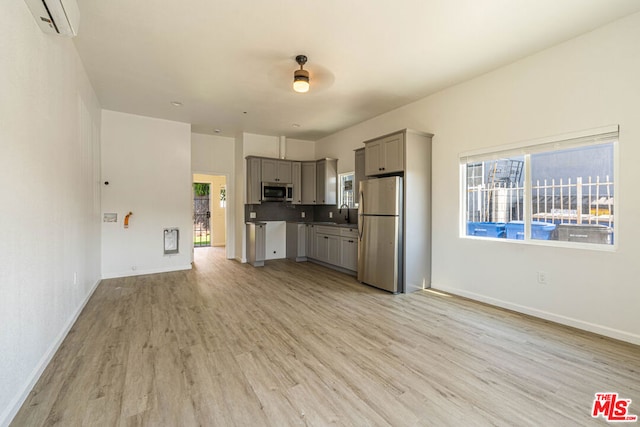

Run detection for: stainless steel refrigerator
[[357, 176, 403, 293]]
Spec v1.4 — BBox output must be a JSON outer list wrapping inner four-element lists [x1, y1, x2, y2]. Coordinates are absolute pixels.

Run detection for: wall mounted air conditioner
[[23, 0, 80, 37]]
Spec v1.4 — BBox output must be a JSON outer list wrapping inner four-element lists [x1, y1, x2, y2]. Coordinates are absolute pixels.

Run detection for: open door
[[192, 174, 227, 249], [193, 182, 211, 247]]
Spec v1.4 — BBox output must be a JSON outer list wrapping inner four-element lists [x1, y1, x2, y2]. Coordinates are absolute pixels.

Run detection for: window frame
[[459, 125, 619, 251], [338, 171, 356, 209]]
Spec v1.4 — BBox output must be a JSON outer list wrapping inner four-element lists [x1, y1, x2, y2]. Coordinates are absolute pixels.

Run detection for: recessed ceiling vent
[[23, 0, 80, 37]]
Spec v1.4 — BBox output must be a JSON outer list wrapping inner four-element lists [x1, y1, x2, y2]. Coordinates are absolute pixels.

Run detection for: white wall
[[192, 133, 235, 172], [101, 111, 192, 278], [316, 12, 640, 344], [234, 133, 246, 261], [0, 2, 102, 425], [192, 133, 235, 257], [284, 138, 316, 161]]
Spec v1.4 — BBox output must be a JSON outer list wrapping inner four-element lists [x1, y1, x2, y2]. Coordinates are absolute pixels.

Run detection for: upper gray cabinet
[[364, 132, 405, 176], [291, 161, 302, 204], [246, 157, 262, 204], [245, 156, 337, 205], [301, 161, 317, 204], [261, 159, 292, 183], [316, 158, 337, 205]]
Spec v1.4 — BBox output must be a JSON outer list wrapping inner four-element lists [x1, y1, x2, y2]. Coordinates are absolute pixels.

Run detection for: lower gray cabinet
[[315, 232, 329, 263], [340, 237, 357, 271], [305, 224, 316, 259], [306, 225, 357, 274], [246, 222, 266, 267], [315, 233, 340, 265], [286, 223, 306, 261]]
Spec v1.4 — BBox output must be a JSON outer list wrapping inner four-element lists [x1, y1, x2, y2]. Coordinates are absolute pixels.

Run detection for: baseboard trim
[[102, 264, 192, 279], [431, 283, 640, 346], [0, 278, 102, 427]]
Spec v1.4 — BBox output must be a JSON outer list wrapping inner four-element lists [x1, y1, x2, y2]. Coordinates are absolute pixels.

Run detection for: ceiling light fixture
[[170, 101, 183, 107], [293, 55, 310, 93]]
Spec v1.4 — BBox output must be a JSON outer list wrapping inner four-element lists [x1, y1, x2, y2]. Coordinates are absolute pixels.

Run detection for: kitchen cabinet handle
[[324, 236, 328, 239]]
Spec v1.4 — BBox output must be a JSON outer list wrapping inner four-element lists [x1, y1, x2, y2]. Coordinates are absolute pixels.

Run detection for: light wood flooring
[[12, 247, 640, 426]]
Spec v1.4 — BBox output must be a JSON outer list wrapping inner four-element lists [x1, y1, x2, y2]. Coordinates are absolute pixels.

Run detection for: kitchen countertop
[[287, 221, 357, 229]]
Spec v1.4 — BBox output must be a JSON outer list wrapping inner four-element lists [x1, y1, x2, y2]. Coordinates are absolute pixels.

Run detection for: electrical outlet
[[329, 212, 333, 218], [73, 272, 77, 285], [250, 212, 256, 219], [537, 271, 547, 284], [301, 212, 305, 218]]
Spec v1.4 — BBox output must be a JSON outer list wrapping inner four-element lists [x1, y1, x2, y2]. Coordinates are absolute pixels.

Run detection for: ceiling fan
[[266, 54, 335, 94]]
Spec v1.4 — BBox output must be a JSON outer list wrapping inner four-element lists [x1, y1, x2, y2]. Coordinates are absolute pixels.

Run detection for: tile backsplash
[[245, 203, 358, 225]]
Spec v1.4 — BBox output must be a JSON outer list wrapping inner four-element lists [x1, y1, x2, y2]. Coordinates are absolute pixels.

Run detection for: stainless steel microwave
[[262, 182, 293, 202]]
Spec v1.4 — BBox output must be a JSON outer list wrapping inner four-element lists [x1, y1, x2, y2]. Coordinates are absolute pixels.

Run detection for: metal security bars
[[467, 176, 614, 227], [461, 126, 617, 246]]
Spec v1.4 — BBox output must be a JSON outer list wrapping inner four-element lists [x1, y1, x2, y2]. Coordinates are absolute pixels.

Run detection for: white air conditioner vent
[[23, 0, 80, 37]]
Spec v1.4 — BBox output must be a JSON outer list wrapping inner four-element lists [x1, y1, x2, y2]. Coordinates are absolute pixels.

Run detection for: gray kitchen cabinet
[[313, 225, 348, 268], [316, 158, 338, 205], [246, 157, 262, 204], [339, 227, 358, 271], [291, 161, 302, 204], [340, 237, 357, 271], [326, 235, 341, 266], [315, 232, 329, 263], [364, 132, 404, 176], [305, 224, 316, 259], [286, 222, 306, 261], [306, 224, 357, 274], [261, 158, 292, 183], [301, 161, 317, 204], [315, 232, 340, 265], [354, 148, 365, 201], [246, 222, 266, 267]]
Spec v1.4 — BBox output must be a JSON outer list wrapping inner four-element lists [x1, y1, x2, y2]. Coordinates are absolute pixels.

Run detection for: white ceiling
[[73, 0, 640, 141]]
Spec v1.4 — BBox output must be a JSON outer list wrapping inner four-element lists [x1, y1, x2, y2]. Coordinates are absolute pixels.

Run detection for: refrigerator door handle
[[358, 190, 364, 240]]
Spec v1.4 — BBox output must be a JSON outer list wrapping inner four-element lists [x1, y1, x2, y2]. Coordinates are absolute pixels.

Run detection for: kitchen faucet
[[339, 203, 350, 223]]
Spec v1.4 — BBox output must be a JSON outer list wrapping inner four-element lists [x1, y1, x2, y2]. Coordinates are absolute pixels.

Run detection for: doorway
[[193, 174, 227, 248], [193, 182, 210, 247]]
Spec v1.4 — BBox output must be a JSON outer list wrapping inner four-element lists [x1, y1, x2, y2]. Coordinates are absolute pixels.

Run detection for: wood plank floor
[[12, 247, 640, 426]]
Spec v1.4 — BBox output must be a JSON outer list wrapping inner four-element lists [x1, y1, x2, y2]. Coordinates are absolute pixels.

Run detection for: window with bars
[[338, 172, 356, 208], [460, 126, 617, 247]]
